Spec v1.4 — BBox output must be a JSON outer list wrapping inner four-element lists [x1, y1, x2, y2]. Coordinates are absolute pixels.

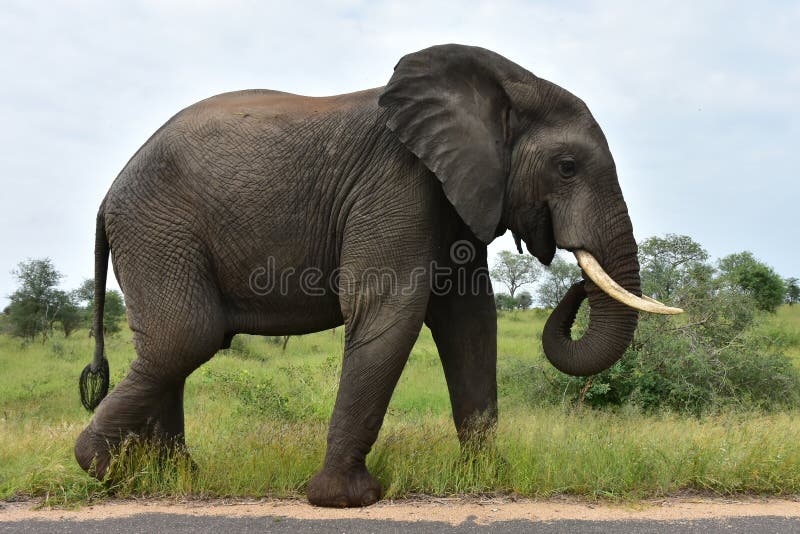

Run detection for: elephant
[[75, 44, 680, 507]]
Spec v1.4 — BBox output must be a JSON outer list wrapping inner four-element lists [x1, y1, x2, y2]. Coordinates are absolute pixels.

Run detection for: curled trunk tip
[[542, 277, 639, 377]]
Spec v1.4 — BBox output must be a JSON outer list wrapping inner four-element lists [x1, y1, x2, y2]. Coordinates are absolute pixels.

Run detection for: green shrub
[[200, 367, 292, 419], [582, 318, 800, 414], [500, 236, 800, 415], [220, 335, 267, 361], [571, 236, 800, 414], [198, 357, 341, 421], [758, 324, 800, 349], [572, 264, 800, 414]]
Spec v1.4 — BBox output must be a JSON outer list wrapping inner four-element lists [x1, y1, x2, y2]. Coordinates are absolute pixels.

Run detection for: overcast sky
[[1, 1, 797, 307]]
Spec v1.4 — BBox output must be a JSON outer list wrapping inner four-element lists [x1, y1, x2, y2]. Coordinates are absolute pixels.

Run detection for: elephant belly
[[216, 256, 346, 336], [226, 300, 344, 337]]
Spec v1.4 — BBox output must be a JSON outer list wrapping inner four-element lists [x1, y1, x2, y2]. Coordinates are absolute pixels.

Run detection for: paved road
[[2, 514, 799, 533]]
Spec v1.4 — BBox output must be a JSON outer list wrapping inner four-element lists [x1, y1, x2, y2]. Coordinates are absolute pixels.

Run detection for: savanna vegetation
[[1, 235, 799, 504]]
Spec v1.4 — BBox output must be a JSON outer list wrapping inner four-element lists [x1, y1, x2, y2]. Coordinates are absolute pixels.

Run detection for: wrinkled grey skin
[[75, 44, 640, 507]]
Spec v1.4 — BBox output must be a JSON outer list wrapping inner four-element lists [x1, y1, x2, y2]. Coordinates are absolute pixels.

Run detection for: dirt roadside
[[2, 496, 799, 525]]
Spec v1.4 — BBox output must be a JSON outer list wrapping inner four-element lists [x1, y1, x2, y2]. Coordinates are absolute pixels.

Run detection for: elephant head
[[379, 44, 680, 376]]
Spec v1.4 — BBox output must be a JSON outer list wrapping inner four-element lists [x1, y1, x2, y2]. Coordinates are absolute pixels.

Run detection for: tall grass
[[755, 305, 800, 364], [1, 306, 799, 504], [4, 409, 800, 504]]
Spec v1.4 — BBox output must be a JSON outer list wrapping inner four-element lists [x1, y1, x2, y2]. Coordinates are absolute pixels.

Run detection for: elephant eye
[[557, 157, 577, 178]]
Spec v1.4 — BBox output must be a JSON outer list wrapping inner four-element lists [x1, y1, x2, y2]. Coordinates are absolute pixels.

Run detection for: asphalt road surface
[[2, 514, 800, 533]]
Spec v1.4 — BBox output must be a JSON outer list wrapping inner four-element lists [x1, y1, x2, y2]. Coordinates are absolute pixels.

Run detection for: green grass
[[755, 305, 800, 365], [1, 306, 799, 504]]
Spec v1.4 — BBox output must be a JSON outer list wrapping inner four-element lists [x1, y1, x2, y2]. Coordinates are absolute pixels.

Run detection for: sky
[[1, 0, 798, 307]]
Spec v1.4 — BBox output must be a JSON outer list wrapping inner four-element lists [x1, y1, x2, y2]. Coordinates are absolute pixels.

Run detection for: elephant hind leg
[[75, 266, 226, 480], [75, 373, 194, 478]]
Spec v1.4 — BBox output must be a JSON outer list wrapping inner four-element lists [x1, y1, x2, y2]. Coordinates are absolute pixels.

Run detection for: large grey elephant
[[75, 44, 679, 507]]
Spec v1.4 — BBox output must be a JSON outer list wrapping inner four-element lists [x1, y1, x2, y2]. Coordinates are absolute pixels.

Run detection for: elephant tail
[[79, 208, 110, 411]]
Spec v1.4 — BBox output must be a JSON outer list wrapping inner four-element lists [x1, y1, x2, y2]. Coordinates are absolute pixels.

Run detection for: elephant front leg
[[425, 281, 498, 445], [307, 293, 428, 507]]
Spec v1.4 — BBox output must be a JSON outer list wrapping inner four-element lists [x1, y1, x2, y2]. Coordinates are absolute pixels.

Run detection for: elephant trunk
[[541, 221, 641, 376]]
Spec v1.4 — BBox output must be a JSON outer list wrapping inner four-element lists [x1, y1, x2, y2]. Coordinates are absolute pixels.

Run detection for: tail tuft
[[79, 358, 109, 411]]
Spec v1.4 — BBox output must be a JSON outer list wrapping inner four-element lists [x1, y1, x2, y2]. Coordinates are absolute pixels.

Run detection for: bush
[[581, 316, 800, 414], [579, 240, 800, 414], [494, 292, 534, 311], [221, 334, 277, 361], [502, 315, 800, 415], [502, 235, 800, 415], [225, 335, 260, 360], [200, 367, 293, 419], [199, 354, 341, 421], [494, 293, 517, 311]]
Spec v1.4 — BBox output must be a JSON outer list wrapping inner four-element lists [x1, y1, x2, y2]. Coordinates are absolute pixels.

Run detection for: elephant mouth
[[573, 250, 682, 315], [510, 200, 556, 266]]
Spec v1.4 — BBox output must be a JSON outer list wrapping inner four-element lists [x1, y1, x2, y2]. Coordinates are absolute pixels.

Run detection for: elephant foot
[[75, 425, 114, 480], [307, 466, 382, 507], [75, 424, 195, 482]]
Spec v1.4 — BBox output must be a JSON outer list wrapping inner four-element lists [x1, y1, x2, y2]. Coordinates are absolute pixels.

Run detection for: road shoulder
[[2, 496, 800, 525]]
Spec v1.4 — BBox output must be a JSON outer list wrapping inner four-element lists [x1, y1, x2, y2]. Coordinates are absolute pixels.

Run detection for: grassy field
[[1, 306, 799, 504], [756, 305, 800, 365]]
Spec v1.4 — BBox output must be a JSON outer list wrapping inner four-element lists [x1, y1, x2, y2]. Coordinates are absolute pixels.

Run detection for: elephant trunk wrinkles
[[541, 216, 641, 377]]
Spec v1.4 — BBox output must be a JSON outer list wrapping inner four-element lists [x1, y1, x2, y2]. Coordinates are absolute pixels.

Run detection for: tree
[[490, 250, 540, 298], [537, 253, 582, 308], [718, 252, 785, 312], [638, 234, 709, 302], [73, 278, 127, 335], [72, 278, 94, 304], [516, 291, 533, 310], [493, 293, 517, 311], [89, 289, 125, 334], [100, 290, 126, 335], [785, 277, 799, 306], [72, 278, 96, 329], [54, 290, 82, 337], [6, 259, 64, 342]]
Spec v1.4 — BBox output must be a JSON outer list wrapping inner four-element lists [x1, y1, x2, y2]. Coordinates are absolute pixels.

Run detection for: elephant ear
[[378, 45, 515, 244]]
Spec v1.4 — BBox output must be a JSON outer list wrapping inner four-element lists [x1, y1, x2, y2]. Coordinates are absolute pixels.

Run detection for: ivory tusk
[[574, 250, 684, 315]]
